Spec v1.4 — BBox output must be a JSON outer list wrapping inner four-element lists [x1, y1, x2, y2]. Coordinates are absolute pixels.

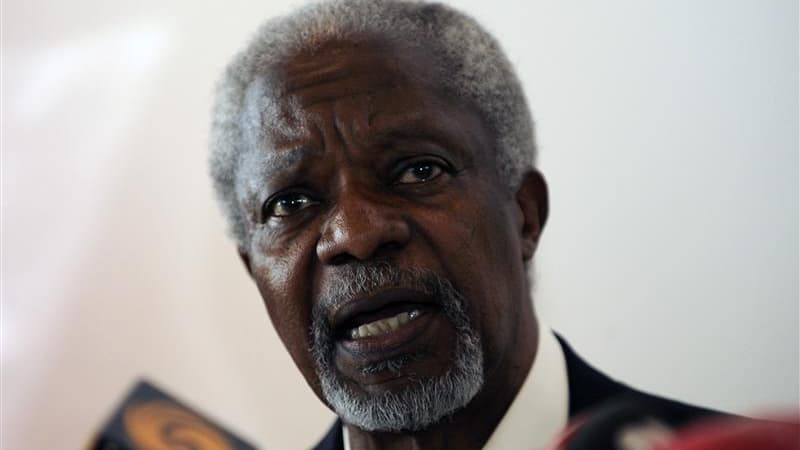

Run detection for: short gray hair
[[209, 0, 537, 245]]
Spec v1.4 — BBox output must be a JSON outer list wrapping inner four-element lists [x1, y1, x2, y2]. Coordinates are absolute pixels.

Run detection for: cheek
[[421, 187, 523, 357], [249, 230, 318, 379], [428, 186, 519, 290]]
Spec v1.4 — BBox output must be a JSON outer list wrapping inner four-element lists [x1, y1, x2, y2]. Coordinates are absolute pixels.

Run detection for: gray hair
[[209, 0, 537, 245]]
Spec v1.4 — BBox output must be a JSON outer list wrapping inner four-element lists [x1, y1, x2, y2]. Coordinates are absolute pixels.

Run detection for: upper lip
[[328, 287, 439, 333]]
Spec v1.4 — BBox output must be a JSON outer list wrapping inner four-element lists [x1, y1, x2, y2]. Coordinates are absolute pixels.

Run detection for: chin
[[320, 350, 484, 432], [315, 311, 485, 432]]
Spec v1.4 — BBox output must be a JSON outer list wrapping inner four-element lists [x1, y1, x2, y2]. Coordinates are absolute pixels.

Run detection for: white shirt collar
[[482, 326, 569, 450], [343, 326, 569, 449]]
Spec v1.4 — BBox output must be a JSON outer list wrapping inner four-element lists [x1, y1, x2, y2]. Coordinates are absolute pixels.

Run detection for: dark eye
[[395, 161, 445, 185], [263, 192, 318, 220]]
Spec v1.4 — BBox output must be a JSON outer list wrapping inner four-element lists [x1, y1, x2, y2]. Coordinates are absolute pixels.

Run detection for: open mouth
[[348, 309, 421, 339], [324, 285, 463, 384], [340, 305, 429, 340], [330, 288, 440, 349]]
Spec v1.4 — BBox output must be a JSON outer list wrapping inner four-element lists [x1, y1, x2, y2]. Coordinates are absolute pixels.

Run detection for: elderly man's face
[[238, 38, 542, 430]]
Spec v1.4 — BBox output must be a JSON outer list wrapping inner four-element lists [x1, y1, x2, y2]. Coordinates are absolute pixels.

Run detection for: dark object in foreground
[[663, 415, 800, 450], [87, 379, 257, 450], [549, 398, 799, 450]]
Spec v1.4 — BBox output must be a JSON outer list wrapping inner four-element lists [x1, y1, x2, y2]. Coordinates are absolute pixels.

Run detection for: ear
[[515, 170, 549, 261], [238, 247, 254, 277]]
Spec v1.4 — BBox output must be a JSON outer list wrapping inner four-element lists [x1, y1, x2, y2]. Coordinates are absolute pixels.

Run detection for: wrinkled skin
[[237, 37, 549, 450]]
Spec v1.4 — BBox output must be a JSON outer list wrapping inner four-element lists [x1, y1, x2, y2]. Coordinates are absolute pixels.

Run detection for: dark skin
[[237, 37, 549, 450]]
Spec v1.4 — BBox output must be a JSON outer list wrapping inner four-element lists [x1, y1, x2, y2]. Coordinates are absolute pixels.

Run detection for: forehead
[[282, 40, 416, 104], [252, 37, 453, 143], [236, 37, 495, 189], [278, 37, 441, 104]]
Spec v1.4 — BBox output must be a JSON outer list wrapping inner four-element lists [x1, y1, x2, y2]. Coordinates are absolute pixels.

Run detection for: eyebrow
[[368, 102, 471, 138], [253, 111, 467, 182], [369, 127, 442, 145], [367, 121, 465, 159], [260, 145, 323, 180]]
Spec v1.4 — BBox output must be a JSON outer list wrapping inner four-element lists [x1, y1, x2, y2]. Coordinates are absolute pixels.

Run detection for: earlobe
[[515, 170, 549, 261], [238, 248, 253, 277]]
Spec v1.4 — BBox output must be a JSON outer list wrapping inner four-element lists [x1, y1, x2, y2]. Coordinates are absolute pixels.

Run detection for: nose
[[316, 188, 412, 265]]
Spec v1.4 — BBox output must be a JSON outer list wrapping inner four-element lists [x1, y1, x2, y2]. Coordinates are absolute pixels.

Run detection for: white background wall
[[2, 1, 797, 449]]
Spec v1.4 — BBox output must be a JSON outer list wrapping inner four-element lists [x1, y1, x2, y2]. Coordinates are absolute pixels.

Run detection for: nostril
[[375, 241, 404, 256], [329, 252, 358, 266]]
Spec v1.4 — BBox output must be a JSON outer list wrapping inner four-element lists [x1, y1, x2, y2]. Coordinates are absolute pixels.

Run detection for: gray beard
[[310, 263, 485, 432]]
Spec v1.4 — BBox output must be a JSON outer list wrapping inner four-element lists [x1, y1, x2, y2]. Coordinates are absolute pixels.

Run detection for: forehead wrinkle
[[366, 110, 444, 145], [283, 75, 395, 110], [281, 38, 398, 87], [243, 76, 308, 150], [331, 92, 372, 147], [278, 51, 401, 111], [262, 145, 322, 180], [285, 66, 356, 92]]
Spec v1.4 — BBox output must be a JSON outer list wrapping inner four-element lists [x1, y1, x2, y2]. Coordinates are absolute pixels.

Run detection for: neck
[[346, 306, 539, 450]]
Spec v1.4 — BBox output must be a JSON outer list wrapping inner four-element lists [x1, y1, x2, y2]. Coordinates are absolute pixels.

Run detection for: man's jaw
[[309, 265, 485, 432]]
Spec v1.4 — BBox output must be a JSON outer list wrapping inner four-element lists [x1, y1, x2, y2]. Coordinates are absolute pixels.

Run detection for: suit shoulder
[[312, 419, 344, 450], [555, 334, 725, 426]]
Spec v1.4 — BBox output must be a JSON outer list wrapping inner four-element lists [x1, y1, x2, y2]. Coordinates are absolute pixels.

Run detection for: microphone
[[87, 379, 257, 450], [547, 398, 799, 450], [560, 398, 677, 450], [661, 415, 800, 450]]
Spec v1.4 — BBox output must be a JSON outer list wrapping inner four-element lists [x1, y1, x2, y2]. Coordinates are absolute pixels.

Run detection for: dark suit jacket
[[311, 335, 720, 450]]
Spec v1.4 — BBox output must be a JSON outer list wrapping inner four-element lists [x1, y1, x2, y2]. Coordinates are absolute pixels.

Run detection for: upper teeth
[[350, 310, 420, 339]]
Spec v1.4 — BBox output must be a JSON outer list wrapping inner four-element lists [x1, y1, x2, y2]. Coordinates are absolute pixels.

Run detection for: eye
[[262, 192, 318, 220], [394, 160, 445, 185]]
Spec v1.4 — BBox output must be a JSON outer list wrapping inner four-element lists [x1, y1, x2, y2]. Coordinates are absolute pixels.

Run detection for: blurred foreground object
[[548, 398, 799, 450], [661, 415, 799, 450], [87, 380, 257, 450]]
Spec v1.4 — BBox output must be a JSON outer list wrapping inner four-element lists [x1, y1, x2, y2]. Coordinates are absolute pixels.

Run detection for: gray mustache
[[310, 262, 453, 372], [314, 262, 455, 319]]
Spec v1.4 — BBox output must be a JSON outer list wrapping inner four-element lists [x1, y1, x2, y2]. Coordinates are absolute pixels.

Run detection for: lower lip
[[336, 310, 438, 359]]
